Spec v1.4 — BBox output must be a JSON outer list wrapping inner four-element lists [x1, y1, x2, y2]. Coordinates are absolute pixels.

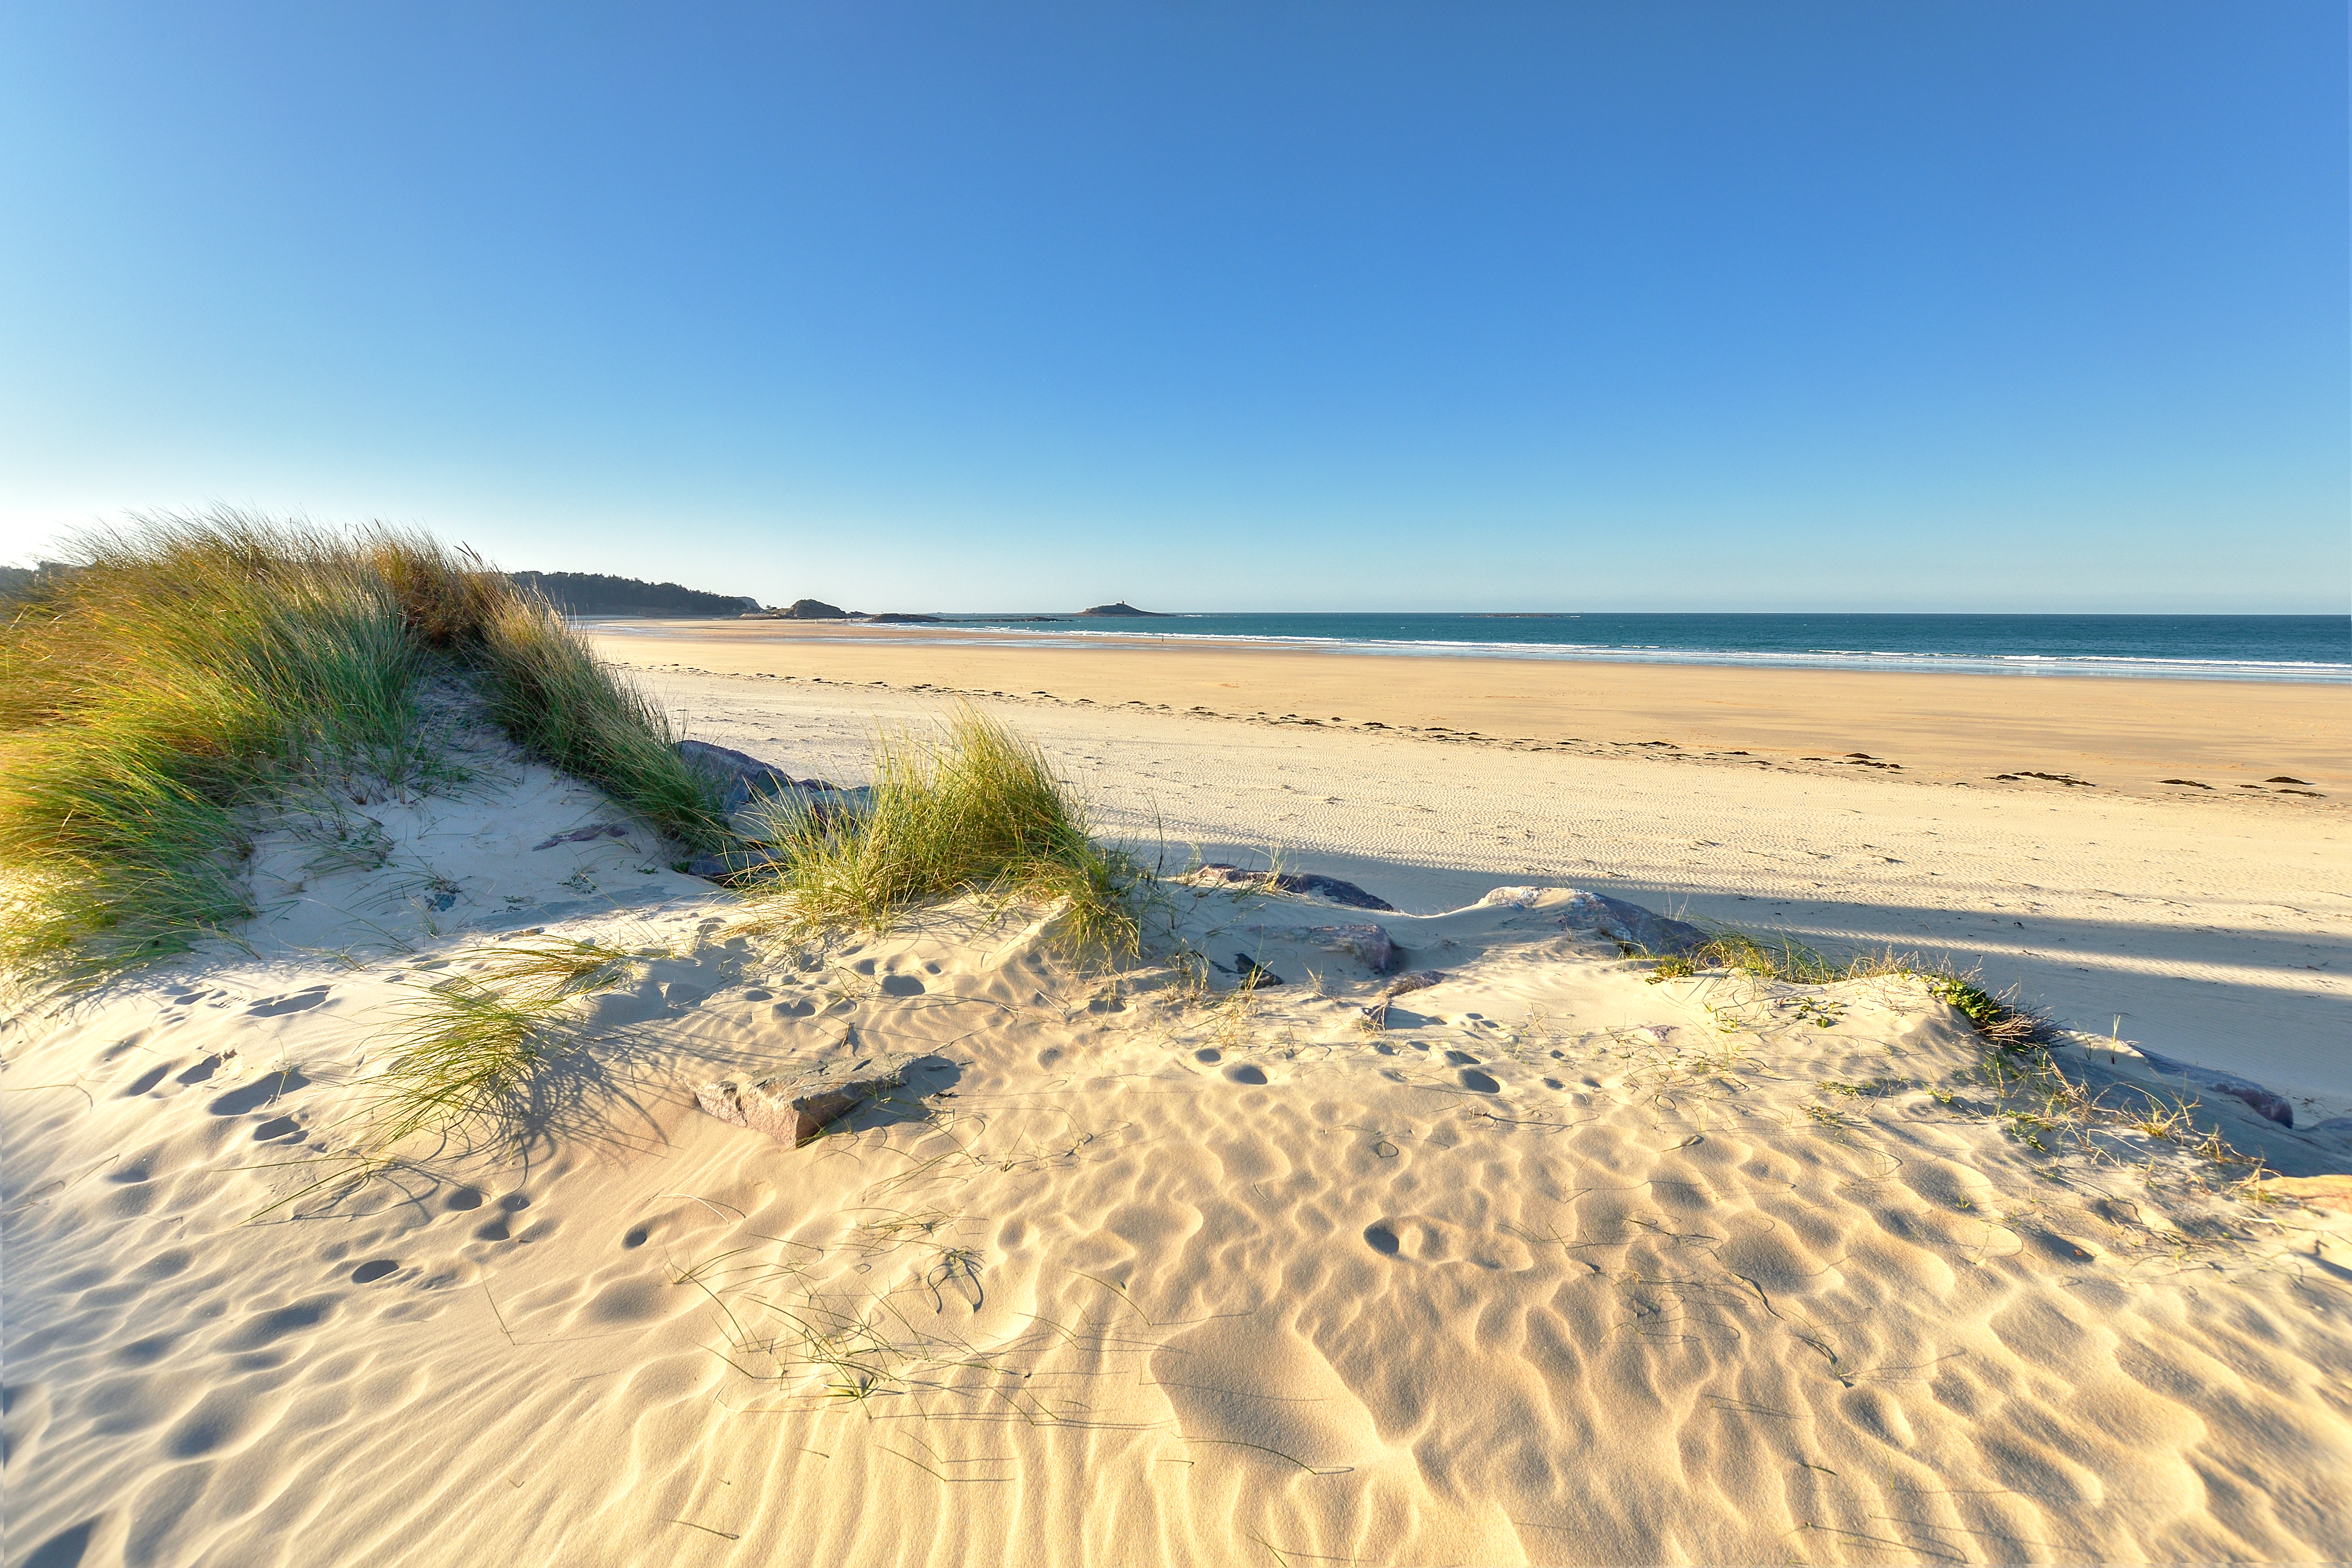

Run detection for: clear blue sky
[[3, 3, 2344, 612]]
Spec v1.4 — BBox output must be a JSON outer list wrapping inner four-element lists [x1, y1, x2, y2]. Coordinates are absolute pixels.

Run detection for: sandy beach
[[13, 3, 2345, 1558], [8, 617, 2349, 1568], [590, 623, 2352, 1114]]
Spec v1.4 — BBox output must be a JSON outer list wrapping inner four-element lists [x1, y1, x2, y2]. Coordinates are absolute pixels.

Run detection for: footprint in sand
[[245, 985, 332, 1017], [1150, 1317, 1384, 1472], [1362, 1216, 1533, 1271], [206, 1070, 309, 1116], [473, 1193, 534, 1242], [121, 1064, 172, 1097]]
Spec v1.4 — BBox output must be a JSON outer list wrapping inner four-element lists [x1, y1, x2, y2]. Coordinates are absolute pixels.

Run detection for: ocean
[[852, 612, 2350, 683]]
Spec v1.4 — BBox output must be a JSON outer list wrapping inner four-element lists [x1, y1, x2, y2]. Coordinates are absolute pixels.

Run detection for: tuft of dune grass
[[739, 708, 1145, 961], [0, 509, 725, 984], [360, 937, 640, 1149]]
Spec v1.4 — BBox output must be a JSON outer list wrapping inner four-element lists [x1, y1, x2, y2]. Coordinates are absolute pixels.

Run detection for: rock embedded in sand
[[1478, 885, 1707, 954], [1236, 922, 1401, 974], [1314, 923, 1398, 973], [1181, 862, 1397, 912], [2129, 1048, 2295, 1127], [531, 823, 629, 850], [1361, 968, 1446, 1024], [677, 739, 801, 812], [685, 845, 788, 882], [1233, 954, 1285, 987], [674, 739, 872, 863], [697, 1055, 920, 1146]]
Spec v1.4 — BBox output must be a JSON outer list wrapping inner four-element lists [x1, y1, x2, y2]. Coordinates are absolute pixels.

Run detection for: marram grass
[[0, 510, 726, 984], [361, 937, 640, 1148], [739, 708, 1146, 962]]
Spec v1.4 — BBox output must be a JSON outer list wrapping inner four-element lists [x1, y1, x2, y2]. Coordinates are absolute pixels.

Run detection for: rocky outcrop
[[866, 612, 945, 624], [1078, 601, 1165, 617], [697, 1054, 923, 1146], [782, 598, 849, 619], [674, 740, 874, 881], [1181, 863, 1397, 912], [678, 740, 800, 814]]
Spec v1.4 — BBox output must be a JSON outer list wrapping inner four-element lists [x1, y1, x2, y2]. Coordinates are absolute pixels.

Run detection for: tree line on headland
[[4, 560, 1162, 621]]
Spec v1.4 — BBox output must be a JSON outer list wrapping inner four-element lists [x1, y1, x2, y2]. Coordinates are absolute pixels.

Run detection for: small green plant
[[735, 708, 1145, 962], [1921, 973, 2041, 1049]]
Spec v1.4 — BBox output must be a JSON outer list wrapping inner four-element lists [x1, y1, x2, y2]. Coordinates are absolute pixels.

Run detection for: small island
[[1077, 600, 1165, 617]]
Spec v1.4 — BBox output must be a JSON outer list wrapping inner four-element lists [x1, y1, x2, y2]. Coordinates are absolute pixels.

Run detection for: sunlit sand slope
[[6, 785, 2349, 1566]]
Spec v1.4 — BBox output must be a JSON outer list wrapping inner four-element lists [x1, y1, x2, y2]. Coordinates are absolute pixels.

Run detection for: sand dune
[[8, 741, 2349, 1567]]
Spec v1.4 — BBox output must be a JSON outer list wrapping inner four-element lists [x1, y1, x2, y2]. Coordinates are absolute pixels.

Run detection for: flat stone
[[532, 823, 628, 850], [697, 1055, 919, 1146]]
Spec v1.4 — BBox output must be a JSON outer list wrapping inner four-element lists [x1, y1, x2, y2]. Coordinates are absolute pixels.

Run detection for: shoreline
[[585, 615, 2352, 684], [585, 620, 2352, 801]]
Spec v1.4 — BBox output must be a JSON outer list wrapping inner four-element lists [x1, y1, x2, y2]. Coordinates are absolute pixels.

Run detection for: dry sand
[[583, 621, 2352, 800], [8, 650, 2351, 1568], [590, 624, 2352, 1116]]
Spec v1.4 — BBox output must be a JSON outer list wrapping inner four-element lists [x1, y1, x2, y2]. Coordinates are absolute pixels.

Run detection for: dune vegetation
[[0, 510, 730, 984], [736, 708, 1148, 961], [1644, 926, 2049, 1048]]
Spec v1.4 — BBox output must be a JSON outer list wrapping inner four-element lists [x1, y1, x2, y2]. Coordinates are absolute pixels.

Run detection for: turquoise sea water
[[880, 613, 2349, 683]]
